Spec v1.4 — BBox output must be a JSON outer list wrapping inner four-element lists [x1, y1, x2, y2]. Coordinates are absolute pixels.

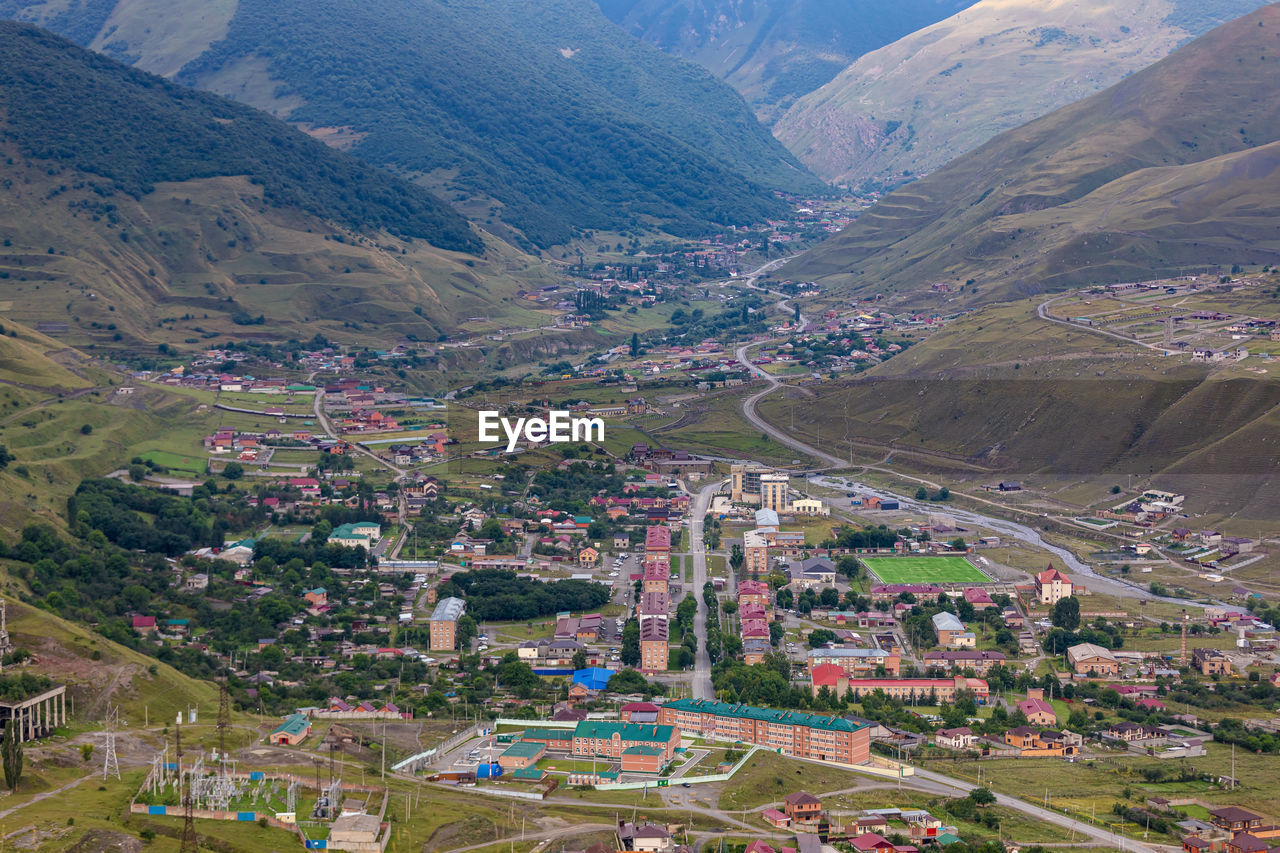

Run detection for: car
[[478, 644, 489, 651], [681, 782, 691, 788]]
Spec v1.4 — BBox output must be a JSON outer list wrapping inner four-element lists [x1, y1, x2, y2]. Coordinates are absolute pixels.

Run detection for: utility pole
[[102, 705, 121, 780], [178, 723, 198, 853], [217, 679, 230, 758]]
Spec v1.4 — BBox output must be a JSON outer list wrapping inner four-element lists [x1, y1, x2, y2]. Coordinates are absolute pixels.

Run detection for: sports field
[[861, 556, 992, 584]]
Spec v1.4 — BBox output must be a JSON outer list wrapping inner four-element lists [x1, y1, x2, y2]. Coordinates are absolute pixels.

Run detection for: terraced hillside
[[775, 0, 1272, 189], [785, 4, 1280, 300]]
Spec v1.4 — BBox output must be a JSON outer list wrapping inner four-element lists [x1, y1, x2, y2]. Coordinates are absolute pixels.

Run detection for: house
[[922, 650, 1006, 675], [303, 588, 328, 608], [578, 547, 600, 566], [1228, 835, 1272, 853], [1209, 807, 1264, 834], [1016, 689, 1057, 726], [617, 821, 673, 853], [132, 616, 157, 633], [1066, 642, 1120, 676], [270, 713, 312, 746], [934, 727, 977, 750], [1106, 722, 1163, 742], [762, 809, 791, 829], [620, 702, 660, 724], [783, 791, 822, 825], [850, 833, 896, 853], [1193, 647, 1233, 677], [1035, 567, 1073, 604], [1003, 727, 1080, 757]]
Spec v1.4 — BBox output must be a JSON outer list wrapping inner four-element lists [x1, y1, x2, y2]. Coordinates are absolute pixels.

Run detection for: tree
[[793, 303, 801, 323], [969, 787, 996, 806], [915, 486, 928, 501], [728, 544, 744, 574], [2, 721, 21, 790], [0, 445, 11, 470], [571, 648, 588, 670], [620, 619, 640, 666], [1051, 596, 1081, 632], [807, 628, 837, 648], [630, 333, 640, 357], [456, 614, 478, 650], [222, 461, 244, 480]]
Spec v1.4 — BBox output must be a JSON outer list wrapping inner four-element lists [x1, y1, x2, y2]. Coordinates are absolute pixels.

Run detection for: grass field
[[861, 556, 991, 584]]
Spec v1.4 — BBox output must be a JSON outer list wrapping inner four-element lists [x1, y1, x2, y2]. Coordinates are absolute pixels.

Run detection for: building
[[783, 791, 823, 825], [1066, 642, 1120, 676], [643, 561, 670, 595], [1016, 689, 1057, 726], [429, 596, 466, 651], [571, 721, 680, 761], [808, 648, 901, 677], [789, 557, 836, 589], [659, 698, 871, 765], [269, 713, 312, 746], [620, 702, 660, 724], [499, 740, 546, 770], [330, 522, 380, 549], [1035, 567, 1073, 605], [0, 682, 68, 743], [329, 813, 384, 849], [620, 745, 665, 774], [743, 530, 769, 575], [755, 507, 780, 530], [932, 612, 975, 648], [934, 727, 977, 750], [738, 579, 771, 612], [812, 670, 989, 704], [1193, 647, 1233, 677], [640, 620, 670, 673], [1209, 807, 1264, 834], [760, 474, 790, 513], [618, 821, 674, 853], [922, 650, 1007, 675], [731, 463, 774, 503], [1003, 727, 1080, 757], [644, 525, 671, 563], [790, 499, 829, 516]]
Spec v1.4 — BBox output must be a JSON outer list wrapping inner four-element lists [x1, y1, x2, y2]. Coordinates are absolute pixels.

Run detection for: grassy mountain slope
[[757, 299, 1280, 528], [0, 22, 552, 343], [594, 0, 978, 123], [785, 4, 1280, 299], [774, 0, 1273, 188], [2, 0, 820, 249]]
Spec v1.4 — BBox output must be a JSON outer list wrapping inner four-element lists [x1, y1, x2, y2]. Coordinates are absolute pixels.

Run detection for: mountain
[[594, 0, 978, 123], [0, 0, 821, 249], [0, 22, 551, 344], [784, 4, 1280, 299], [774, 0, 1275, 189]]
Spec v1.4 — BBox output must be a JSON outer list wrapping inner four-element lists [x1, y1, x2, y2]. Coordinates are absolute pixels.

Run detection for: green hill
[[595, 0, 977, 123], [0, 22, 555, 346], [774, 0, 1273, 189], [785, 4, 1280, 299], [2, 0, 820, 248]]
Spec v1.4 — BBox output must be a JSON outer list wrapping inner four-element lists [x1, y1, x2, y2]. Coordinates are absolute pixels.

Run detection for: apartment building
[[658, 698, 871, 765]]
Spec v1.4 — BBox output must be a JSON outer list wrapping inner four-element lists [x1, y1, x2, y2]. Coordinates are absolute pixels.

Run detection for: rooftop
[[661, 698, 865, 733]]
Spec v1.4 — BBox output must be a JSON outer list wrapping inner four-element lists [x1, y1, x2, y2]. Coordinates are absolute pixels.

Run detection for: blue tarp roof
[[572, 667, 613, 691]]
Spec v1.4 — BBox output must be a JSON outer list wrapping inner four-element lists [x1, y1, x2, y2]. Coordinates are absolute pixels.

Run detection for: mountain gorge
[[594, 0, 978, 123], [1, 0, 819, 249], [786, 3, 1280, 300], [774, 0, 1275, 190]]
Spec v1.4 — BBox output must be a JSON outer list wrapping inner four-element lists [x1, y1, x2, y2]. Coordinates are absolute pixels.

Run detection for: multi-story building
[[759, 474, 790, 513], [644, 525, 671, 564], [743, 530, 769, 576], [1193, 647, 1233, 676], [932, 612, 975, 648], [922, 650, 1007, 675], [642, 561, 669, 595], [658, 698, 871, 765], [730, 463, 774, 503], [429, 596, 465, 651], [738, 579, 771, 613], [640, 619, 669, 672], [570, 721, 680, 761], [807, 648, 901, 677], [809, 667, 989, 704], [639, 590, 669, 629], [1016, 689, 1057, 726], [1035, 567, 1073, 605]]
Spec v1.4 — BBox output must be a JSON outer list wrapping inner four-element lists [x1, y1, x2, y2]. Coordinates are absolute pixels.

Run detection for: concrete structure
[[1035, 567, 1073, 605], [790, 499, 829, 516], [0, 682, 67, 743], [429, 596, 466, 651], [659, 698, 870, 765], [642, 561, 670, 595], [760, 474, 790, 513], [730, 463, 773, 503], [922, 650, 1007, 675], [737, 579, 771, 614], [1193, 647, 1233, 677], [1066, 642, 1120, 676]]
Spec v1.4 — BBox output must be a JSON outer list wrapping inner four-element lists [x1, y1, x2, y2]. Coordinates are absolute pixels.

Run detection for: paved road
[[1037, 294, 1168, 352], [687, 479, 723, 700]]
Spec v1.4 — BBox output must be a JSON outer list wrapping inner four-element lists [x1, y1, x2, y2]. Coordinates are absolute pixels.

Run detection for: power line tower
[[217, 680, 230, 758], [177, 722, 199, 853], [102, 705, 121, 780]]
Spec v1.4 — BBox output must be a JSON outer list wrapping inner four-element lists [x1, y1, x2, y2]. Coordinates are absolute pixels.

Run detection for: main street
[[687, 478, 724, 700]]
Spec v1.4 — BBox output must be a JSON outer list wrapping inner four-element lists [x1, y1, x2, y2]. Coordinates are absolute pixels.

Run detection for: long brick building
[[658, 698, 870, 765]]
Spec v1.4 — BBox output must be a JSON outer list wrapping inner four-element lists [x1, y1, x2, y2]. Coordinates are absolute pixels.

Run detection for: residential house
[[1209, 807, 1264, 834], [1035, 567, 1073, 605], [1016, 689, 1058, 726], [934, 727, 977, 750], [783, 791, 822, 825]]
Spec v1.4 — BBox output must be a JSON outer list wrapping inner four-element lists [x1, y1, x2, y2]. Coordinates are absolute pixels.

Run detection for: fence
[[391, 721, 485, 773]]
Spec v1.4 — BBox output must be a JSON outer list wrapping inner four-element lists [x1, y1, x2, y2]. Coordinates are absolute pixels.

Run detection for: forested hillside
[[0, 21, 479, 251]]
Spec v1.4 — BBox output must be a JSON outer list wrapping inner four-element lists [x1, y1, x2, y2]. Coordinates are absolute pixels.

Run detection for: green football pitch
[[861, 556, 992, 584]]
